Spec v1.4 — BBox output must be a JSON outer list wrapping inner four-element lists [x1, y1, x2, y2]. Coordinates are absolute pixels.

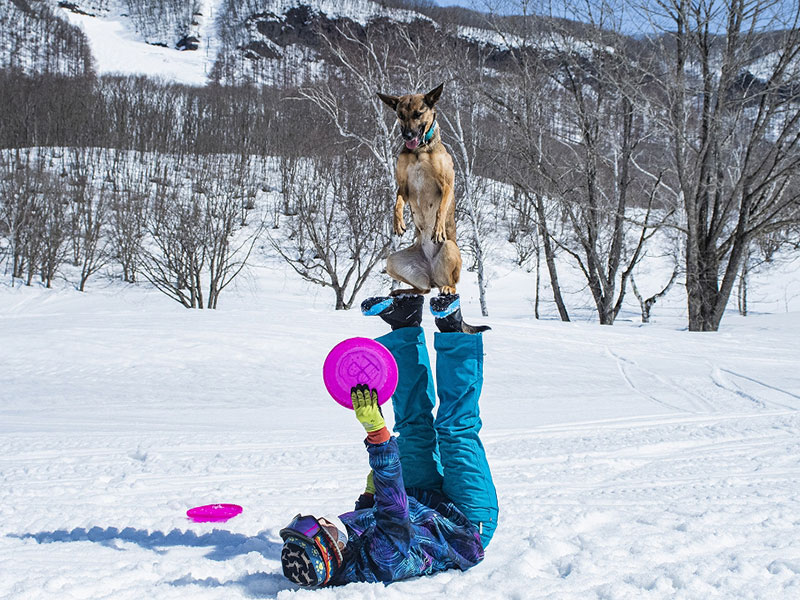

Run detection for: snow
[[2, 230, 800, 599], [455, 24, 615, 57], [261, 0, 432, 26], [746, 49, 800, 82], [59, 1, 224, 85], [457, 25, 524, 51], [55, 0, 434, 85]]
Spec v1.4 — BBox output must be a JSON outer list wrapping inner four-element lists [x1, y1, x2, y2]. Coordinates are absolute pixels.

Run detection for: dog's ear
[[424, 83, 444, 108], [377, 92, 400, 111]]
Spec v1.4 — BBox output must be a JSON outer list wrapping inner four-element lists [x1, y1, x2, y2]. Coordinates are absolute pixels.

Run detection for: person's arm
[[366, 436, 411, 548], [352, 386, 412, 554], [354, 470, 375, 510]]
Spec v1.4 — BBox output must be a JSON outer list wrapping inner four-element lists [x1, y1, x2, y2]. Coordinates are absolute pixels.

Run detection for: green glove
[[365, 470, 375, 495], [352, 385, 385, 433]]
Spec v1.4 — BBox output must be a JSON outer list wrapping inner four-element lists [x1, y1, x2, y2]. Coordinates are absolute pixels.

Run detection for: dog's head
[[377, 84, 443, 150]]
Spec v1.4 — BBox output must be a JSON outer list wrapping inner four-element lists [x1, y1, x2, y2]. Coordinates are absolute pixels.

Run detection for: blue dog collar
[[423, 119, 438, 144]]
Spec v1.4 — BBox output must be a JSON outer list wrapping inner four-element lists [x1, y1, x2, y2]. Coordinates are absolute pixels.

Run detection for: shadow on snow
[[8, 526, 296, 597]]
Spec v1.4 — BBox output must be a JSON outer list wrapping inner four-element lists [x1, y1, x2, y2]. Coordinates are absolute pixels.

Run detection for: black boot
[[430, 294, 491, 334], [361, 294, 424, 330]]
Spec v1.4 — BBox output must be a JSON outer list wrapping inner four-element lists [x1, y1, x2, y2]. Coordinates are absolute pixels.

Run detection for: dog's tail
[[461, 321, 491, 334]]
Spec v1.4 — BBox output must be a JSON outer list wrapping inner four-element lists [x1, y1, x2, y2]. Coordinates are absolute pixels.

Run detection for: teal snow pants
[[376, 327, 498, 547]]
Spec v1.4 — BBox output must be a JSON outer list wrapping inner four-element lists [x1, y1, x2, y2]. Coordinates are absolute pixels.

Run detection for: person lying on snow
[[280, 293, 499, 587]]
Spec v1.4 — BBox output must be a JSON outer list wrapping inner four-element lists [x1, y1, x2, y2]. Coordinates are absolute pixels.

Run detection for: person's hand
[[365, 470, 375, 495], [352, 385, 385, 433]]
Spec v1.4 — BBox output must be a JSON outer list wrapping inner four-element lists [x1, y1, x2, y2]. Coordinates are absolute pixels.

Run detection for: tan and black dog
[[376, 84, 488, 334], [377, 83, 462, 297]]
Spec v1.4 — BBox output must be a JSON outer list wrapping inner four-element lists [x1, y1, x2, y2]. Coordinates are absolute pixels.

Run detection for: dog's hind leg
[[387, 246, 432, 296], [431, 240, 462, 296], [430, 241, 489, 334]]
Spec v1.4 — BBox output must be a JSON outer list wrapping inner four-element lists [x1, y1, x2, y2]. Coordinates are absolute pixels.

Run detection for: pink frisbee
[[186, 503, 243, 523], [323, 337, 398, 409]]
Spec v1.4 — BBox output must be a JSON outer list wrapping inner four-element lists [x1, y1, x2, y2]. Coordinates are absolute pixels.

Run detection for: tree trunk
[[335, 287, 346, 310], [534, 239, 541, 320], [738, 264, 748, 317], [738, 248, 750, 317], [536, 198, 570, 322], [466, 191, 488, 317], [686, 244, 720, 331], [630, 275, 649, 323]]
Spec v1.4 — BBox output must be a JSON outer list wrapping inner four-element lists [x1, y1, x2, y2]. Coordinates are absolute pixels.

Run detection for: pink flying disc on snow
[[323, 337, 398, 409], [186, 503, 243, 523]]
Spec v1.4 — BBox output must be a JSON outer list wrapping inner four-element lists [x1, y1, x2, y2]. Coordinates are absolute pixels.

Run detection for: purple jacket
[[331, 436, 484, 584]]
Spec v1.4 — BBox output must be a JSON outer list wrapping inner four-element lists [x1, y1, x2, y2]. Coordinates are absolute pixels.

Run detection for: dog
[[377, 83, 461, 296], [377, 84, 488, 333]]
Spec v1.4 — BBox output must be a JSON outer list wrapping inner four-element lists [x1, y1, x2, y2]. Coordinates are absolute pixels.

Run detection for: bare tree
[[202, 160, 265, 309], [439, 47, 493, 316], [298, 20, 445, 199], [0, 150, 35, 284], [507, 185, 548, 318], [298, 24, 401, 192], [38, 179, 68, 288], [639, 0, 800, 330], [110, 182, 149, 284], [270, 154, 393, 310], [0, 149, 64, 287], [140, 157, 264, 309], [736, 226, 800, 316], [141, 183, 206, 308], [63, 149, 110, 292], [517, 0, 674, 325], [483, 4, 574, 321], [631, 265, 681, 323]]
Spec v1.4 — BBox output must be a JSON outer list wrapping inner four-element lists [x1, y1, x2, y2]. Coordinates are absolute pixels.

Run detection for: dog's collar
[[421, 119, 438, 146]]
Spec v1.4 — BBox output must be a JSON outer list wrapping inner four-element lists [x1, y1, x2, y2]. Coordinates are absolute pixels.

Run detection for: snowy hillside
[[0, 0, 93, 76], [2, 223, 800, 598], [4, 0, 790, 87], [254, 0, 432, 26], [43, 0, 437, 85], [51, 0, 224, 85]]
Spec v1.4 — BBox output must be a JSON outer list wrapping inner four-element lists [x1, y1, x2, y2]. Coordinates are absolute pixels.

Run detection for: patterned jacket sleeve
[[365, 436, 412, 557]]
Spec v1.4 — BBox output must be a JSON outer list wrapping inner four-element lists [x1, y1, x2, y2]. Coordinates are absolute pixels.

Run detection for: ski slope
[[60, 0, 224, 85], [1, 253, 800, 599]]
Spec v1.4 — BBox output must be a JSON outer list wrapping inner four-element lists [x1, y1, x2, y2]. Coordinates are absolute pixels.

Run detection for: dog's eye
[[413, 111, 422, 119]]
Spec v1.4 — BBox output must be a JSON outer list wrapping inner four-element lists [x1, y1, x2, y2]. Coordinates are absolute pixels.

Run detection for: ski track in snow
[[605, 347, 690, 413], [1, 275, 800, 598]]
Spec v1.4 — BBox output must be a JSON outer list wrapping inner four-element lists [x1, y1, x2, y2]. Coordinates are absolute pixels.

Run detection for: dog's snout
[[401, 129, 416, 141]]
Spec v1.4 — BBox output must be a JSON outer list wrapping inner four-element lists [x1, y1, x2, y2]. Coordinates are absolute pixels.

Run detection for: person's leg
[[434, 331, 499, 548], [376, 327, 444, 491]]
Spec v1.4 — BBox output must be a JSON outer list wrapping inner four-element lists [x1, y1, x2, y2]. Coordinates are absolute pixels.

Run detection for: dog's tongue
[[405, 138, 420, 150]]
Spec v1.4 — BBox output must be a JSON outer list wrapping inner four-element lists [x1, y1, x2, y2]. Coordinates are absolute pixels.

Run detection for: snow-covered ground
[[1, 247, 800, 599]]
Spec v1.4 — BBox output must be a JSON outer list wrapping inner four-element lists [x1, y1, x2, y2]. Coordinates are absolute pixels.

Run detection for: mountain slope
[[4, 0, 793, 90]]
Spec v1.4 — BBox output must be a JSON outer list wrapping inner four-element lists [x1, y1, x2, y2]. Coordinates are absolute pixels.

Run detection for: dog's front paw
[[394, 216, 407, 236], [431, 219, 446, 243]]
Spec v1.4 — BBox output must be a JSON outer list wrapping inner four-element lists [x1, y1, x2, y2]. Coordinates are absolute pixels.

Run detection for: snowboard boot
[[361, 294, 424, 330], [430, 293, 491, 334]]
